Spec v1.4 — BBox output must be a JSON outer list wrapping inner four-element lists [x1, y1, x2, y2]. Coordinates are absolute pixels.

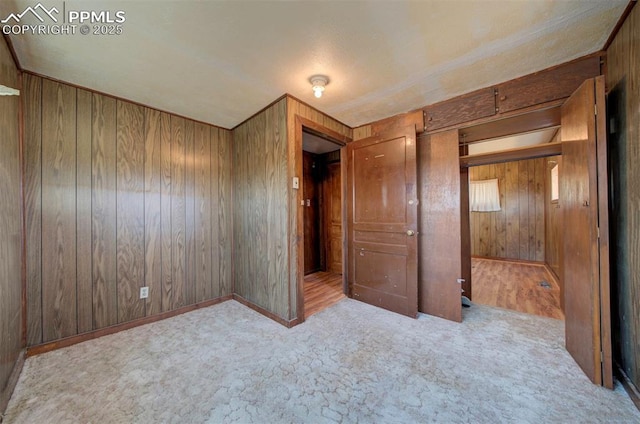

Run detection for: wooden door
[[303, 152, 320, 274], [324, 162, 342, 274], [346, 126, 418, 317], [560, 76, 612, 388], [418, 130, 463, 322]]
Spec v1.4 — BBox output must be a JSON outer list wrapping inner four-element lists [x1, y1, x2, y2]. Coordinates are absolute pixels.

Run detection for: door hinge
[[597, 227, 600, 239], [601, 352, 604, 363], [595, 104, 598, 116]]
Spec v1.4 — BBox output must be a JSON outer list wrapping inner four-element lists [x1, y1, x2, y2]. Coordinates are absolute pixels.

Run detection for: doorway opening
[[461, 126, 564, 320], [301, 129, 346, 318]]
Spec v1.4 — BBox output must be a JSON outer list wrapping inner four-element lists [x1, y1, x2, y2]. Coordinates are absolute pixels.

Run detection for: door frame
[[294, 116, 351, 322]]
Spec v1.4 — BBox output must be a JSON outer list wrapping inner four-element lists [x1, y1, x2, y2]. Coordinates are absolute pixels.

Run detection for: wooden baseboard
[[27, 295, 233, 357], [232, 294, 302, 328], [543, 263, 561, 286], [0, 349, 25, 420], [472, 255, 546, 266], [616, 363, 640, 411]]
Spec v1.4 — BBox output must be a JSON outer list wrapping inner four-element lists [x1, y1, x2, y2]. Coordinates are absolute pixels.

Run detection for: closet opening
[[460, 124, 564, 320]]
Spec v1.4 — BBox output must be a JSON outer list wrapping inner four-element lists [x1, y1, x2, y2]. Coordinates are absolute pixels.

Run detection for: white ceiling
[[1, 0, 627, 129], [467, 127, 558, 155]]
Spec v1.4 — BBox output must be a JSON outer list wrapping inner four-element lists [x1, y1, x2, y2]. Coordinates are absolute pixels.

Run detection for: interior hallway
[[471, 257, 564, 320], [304, 271, 345, 318]]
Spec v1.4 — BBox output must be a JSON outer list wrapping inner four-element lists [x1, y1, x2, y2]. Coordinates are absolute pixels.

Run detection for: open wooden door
[[560, 76, 613, 388], [418, 130, 463, 322], [346, 126, 418, 317]]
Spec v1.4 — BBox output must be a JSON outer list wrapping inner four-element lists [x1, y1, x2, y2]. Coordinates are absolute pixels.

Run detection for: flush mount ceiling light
[[309, 75, 329, 98]]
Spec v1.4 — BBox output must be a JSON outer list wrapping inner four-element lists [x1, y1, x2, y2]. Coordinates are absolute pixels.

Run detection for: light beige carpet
[[4, 299, 639, 423]]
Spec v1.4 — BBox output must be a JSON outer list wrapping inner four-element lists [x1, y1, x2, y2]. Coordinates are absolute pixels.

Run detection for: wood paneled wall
[[0, 36, 23, 414], [232, 98, 289, 319], [606, 3, 640, 391], [544, 155, 563, 281], [233, 96, 351, 324], [24, 74, 232, 346], [469, 158, 546, 262]]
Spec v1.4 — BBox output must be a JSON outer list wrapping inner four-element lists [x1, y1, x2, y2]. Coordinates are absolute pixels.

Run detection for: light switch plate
[[293, 177, 299, 189]]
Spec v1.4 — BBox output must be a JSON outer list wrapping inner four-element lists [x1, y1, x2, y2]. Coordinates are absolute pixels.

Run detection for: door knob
[[406, 230, 415, 236]]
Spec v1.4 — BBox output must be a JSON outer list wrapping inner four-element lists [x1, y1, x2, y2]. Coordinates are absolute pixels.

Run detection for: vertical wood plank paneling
[[171, 116, 186, 309], [194, 123, 212, 302], [116, 101, 146, 323], [495, 162, 507, 257], [76, 89, 93, 333], [24, 74, 43, 345], [535, 158, 546, 261], [518, 160, 530, 259], [160, 112, 173, 312], [23, 74, 234, 348], [210, 127, 221, 298], [217, 128, 232, 296], [606, 3, 640, 388], [266, 100, 288, 317], [0, 35, 22, 408], [184, 120, 196, 305], [41, 79, 77, 342], [233, 98, 293, 319], [92, 93, 118, 329], [505, 161, 519, 258], [470, 158, 546, 262], [143, 108, 163, 316]]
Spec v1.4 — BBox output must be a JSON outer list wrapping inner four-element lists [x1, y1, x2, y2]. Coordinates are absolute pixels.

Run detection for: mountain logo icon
[[1, 3, 59, 24]]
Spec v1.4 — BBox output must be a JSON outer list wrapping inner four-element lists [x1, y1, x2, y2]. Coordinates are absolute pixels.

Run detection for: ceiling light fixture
[[309, 75, 329, 98]]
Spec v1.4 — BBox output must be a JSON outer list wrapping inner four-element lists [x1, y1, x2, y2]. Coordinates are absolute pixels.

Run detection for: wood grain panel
[[171, 116, 186, 310], [41, 79, 77, 342], [497, 55, 601, 113], [323, 161, 342, 274], [22, 73, 234, 350], [24, 74, 43, 345], [92, 93, 118, 329], [216, 128, 232, 297], [425, 87, 496, 132], [116, 101, 146, 323], [418, 130, 462, 322], [160, 111, 172, 312], [606, 3, 640, 391], [76, 88, 93, 333], [469, 158, 546, 262], [233, 99, 290, 320], [266, 101, 288, 317], [194, 123, 212, 302], [184, 119, 195, 306], [0, 34, 22, 413], [143, 108, 165, 316]]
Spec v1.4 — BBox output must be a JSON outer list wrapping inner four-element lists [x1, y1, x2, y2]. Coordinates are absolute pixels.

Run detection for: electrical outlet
[[140, 286, 149, 299]]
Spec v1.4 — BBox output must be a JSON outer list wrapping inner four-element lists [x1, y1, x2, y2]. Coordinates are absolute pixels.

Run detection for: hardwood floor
[[472, 258, 564, 320], [304, 271, 345, 318]]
